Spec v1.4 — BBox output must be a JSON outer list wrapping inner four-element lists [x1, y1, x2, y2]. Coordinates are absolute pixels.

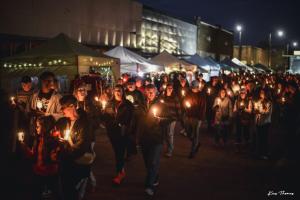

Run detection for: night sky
[[139, 0, 299, 48]]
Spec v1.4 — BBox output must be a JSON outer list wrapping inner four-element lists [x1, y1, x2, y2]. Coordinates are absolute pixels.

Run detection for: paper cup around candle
[[17, 131, 24, 142], [36, 101, 43, 109]]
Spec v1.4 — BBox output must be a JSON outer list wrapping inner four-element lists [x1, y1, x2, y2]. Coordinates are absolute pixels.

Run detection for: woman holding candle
[[73, 81, 99, 192], [57, 95, 94, 200], [213, 89, 233, 147], [100, 84, 134, 186], [254, 89, 272, 160], [20, 115, 62, 200], [233, 88, 253, 153]]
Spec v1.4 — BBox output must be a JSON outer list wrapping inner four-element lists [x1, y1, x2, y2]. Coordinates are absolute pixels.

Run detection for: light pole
[[236, 25, 243, 60], [268, 30, 284, 68]]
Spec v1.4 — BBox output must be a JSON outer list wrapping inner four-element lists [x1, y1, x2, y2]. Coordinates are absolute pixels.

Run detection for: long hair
[[34, 115, 57, 164]]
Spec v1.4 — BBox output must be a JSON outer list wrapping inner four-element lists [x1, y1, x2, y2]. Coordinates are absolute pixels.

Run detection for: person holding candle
[[206, 77, 220, 132], [139, 84, 164, 196], [100, 85, 134, 186], [125, 78, 146, 160], [12, 76, 35, 148], [233, 88, 253, 153], [254, 89, 272, 160], [20, 115, 62, 200], [27, 71, 63, 121], [158, 82, 182, 157], [213, 89, 233, 147], [73, 81, 99, 192], [56, 95, 94, 200], [177, 76, 190, 136], [183, 80, 206, 159]]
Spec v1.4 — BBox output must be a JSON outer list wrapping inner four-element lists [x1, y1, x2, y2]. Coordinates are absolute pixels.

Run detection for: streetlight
[[236, 25, 243, 60], [293, 41, 298, 47], [268, 29, 284, 68]]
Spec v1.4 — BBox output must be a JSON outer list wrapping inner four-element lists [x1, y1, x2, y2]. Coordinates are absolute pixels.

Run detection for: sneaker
[[194, 143, 201, 153], [153, 180, 159, 187], [145, 188, 154, 196], [164, 152, 172, 158], [112, 170, 126, 185], [180, 129, 187, 136], [120, 169, 126, 179]]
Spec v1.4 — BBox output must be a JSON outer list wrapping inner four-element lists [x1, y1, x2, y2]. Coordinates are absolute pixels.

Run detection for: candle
[[281, 97, 286, 103], [17, 131, 24, 142], [160, 99, 165, 103], [185, 101, 191, 108], [94, 96, 99, 102], [254, 102, 259, 111], [207, 88, 211, 95], [240, 101, 245, 107], [64, 129, 71, 140], [152, 107, 158, 117], [163, 85, 167, 90], [199, 83, 202, 89], [101, 100, 107, 110], [227, 91, 231, 96], [217, 98, 221, 105], [36, 100, 43, 109], [277, 89, 281, 94], [181, 90, 185, 96]]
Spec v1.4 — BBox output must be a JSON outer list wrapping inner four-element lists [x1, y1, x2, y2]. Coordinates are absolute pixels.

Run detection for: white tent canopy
[[151, 51, 197, 73], [104, 46, 163, 74], [231, 58, 254, 72]]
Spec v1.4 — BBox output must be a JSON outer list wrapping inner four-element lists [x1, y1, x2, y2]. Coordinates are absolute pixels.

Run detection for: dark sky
[[139, 0, 299, 48]]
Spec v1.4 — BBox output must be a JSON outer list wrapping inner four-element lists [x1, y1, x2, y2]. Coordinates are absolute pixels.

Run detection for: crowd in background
[[1, 69, 300, 199]]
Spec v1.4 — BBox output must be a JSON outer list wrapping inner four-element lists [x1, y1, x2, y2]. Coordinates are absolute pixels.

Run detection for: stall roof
[[151, 51, 196, 69], [2, 33, 99, 61], [104, 46, 163, 73]]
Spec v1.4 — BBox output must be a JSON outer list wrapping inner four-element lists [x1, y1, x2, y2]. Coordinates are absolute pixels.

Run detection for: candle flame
[[185, 101, 191, 108], [152, 107, 158, 117], [17, 131, 24, 142]]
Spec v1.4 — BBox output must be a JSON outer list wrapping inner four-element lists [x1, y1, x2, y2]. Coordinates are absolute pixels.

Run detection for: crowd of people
[[2, 69, 300, 199]]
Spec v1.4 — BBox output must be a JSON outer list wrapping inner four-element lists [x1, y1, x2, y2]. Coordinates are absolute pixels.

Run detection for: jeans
[[235, 121, 250, 144], [107, 132, 127, 173], [185, 118, 201, 153], [214, 124, 229, 144], [165, 121, 176, 153], [141, 143, 163, 189]]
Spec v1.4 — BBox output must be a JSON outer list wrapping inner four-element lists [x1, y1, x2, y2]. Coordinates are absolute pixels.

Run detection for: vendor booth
[[104, 46, 163, 76], [0, 33, 119, 93]]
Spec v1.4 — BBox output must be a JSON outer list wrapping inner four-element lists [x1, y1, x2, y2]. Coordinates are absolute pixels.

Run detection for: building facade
[[233, 45, 268, 66], [0, 0, 233, 60], [196, 18, 233, 61], [140, 6, 197, 55]]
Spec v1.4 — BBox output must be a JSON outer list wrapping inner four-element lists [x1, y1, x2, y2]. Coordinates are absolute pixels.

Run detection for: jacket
[[213, 96, 233, 125], [183, 91, 206, 120], [27, 90, 63, 120], [254, 99, 272, 126]]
